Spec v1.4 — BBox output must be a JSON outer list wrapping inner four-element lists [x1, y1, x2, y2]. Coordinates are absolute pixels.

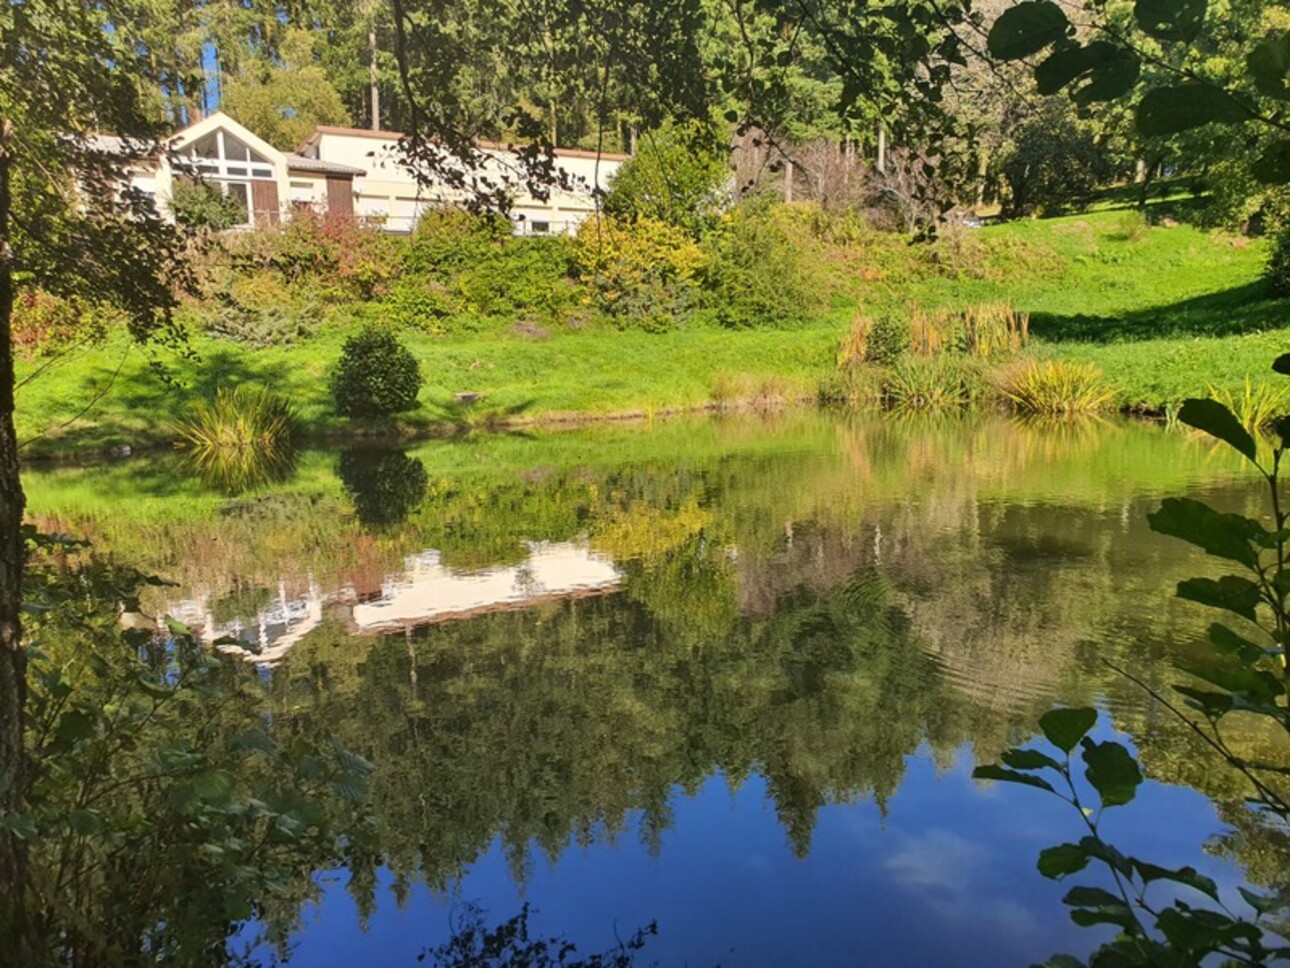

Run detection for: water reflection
[[23, 412, 1280, 964]]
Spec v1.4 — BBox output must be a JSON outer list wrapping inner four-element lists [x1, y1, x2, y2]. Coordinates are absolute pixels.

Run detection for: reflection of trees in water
[[24, 414, 1287, 951], [337, 447, 429, 529]]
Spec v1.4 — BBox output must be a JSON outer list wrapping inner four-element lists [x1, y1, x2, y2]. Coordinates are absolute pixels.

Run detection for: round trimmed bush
[[330, 326, 423, 418]]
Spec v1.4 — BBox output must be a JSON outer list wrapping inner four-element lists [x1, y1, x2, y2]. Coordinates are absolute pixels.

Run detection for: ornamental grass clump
[[176, 385, 296, 493], [882, 357, 987, 411], [997, 360, 1116, 415], [1206, 379, 1290, 438], [330, 325, 423, 418]]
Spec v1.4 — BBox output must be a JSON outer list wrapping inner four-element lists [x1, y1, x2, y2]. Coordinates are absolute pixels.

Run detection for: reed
[[175, 385, 297, 493], [997, 360, 1116, 415], [909, 301, 1029, 359], [836, 312, 873, 369]]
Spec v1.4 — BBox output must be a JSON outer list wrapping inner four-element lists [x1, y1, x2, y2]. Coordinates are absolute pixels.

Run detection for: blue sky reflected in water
[[276, 731, 1242, 967]]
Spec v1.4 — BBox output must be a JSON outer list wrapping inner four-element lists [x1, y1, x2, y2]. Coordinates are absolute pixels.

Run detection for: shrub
[[330, 326, 423, 418], [997, 360, 1116, 415], [402, 209, 512, 276], [11, 290, 108, 358], [453, 236, 580, 322], [175, 386, 296, 493], [384, 278, 461, 334], [603, 119, 728, 237], [864, 312, 909, 366], [701, 199, 824, 329], [571, 215, 705, 330], [170, 180, 248, 231]]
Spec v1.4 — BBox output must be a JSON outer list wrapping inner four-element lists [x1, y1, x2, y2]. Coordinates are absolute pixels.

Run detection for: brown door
[[326, 176, 354, 218], [251, 180, 280, 226]]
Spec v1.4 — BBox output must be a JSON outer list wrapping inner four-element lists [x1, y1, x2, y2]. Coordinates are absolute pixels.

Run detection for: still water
[[26, 412, 1280, 965]]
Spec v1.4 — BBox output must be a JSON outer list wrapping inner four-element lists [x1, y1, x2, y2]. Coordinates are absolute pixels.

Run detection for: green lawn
[[16, 202, 1288, 457]]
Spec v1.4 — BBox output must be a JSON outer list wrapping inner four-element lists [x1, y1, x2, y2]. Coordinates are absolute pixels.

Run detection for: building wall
[[308, 131, 624, 234]]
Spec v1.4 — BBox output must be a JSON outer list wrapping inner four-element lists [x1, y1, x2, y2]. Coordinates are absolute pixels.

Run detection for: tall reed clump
[[175, 385, 297, 493], [997, 360, 1116, 415], [909, 302, 1029, 359]]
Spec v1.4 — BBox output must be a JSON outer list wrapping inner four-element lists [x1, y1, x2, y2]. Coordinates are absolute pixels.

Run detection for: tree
[[221, 28, 352, 150], [0, 0, 193, 949], [603, 119, 728, 237]]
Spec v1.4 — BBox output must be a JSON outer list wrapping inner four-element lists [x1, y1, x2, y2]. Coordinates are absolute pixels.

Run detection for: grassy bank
[[16, 201, 1287, 458]]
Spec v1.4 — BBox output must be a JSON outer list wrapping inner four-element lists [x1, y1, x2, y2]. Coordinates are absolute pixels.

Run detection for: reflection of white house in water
[[163, 542, 620, 666], [349, 542, 621, 635]]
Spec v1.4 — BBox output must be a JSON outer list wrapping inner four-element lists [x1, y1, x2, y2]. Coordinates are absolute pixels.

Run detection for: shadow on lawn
[[1029, 280, 1286, 344], [21, 347, 297, 460]]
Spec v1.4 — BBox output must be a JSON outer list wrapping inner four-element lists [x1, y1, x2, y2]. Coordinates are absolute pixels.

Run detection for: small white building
[[109, 112, 627, 235]]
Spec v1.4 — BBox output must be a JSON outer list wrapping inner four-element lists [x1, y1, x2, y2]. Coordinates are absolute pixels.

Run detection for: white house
[[107, 112, 626, 234]]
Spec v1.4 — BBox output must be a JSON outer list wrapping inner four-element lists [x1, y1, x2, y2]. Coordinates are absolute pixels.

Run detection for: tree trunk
[[876, 124, 887, 174], [783, 158, 793, 203], [0, 117, 32, 955], [369, 27, 381, 130]]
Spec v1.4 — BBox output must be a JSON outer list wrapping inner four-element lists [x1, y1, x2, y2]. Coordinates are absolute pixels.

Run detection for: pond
[[25, 411, 1282, 966]]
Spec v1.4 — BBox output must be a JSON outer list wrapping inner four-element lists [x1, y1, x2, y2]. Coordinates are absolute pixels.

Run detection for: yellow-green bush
[[571, 215, 706, 330]]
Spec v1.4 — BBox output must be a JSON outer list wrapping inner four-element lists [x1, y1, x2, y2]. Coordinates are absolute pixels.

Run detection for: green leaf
[[1035, 957, 1085, 968], [54, 709, 96, 746], [1177, 398, 1259, 463], [972, 764, 1057, 793], [1252, 140, 1290, 185], [1148, 497, 1264, 568], [1208, 623, 1268, 661], [1040, 707, 1097, 753], [1034, 42, 1139, 103], [1063, 885, 1126, 908], [1136, 85, 1249, 138], [1182, 662, 1284, 704], [192, 768, 235, 805], [987, 2, 1070, 60], [1081, 740, 1143, 808], [1134, 0, 1207, 42], [1039, 843, 1091, 878], [1249, 32, 1290, 101], [1173, 685, 1234, 715], [1133, 861, 1219, 901], [1176, 576, 1261, 621], [1155, 906, 1234, 951], [332, 774, 369, 803], [1069, 904, 1136, 931], [1239, 886, 1284, 915], [0, 814, 39, 840], [1002, 747, 1061, 771], [67, 809, 101, 836]]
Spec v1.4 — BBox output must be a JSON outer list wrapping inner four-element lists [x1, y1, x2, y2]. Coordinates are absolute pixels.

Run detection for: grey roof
[[284, 153, 364, 176]]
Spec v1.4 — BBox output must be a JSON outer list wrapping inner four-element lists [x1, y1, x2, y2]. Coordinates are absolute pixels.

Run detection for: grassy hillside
[[15, 202, 1287, 457]]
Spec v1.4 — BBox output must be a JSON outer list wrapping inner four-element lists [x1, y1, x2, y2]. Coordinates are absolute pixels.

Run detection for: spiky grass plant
[[175, 385, 297, 493], [882, 357, 987, 412], [997, 360, 1116, 416], [1206, 379, 1290, 437]]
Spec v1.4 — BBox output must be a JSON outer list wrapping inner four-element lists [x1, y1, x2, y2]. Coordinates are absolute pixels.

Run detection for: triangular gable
[[167, 111, 286, 167]]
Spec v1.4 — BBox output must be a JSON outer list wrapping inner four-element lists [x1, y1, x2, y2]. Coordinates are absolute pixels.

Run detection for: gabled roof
[[169, 111, 286, 165]]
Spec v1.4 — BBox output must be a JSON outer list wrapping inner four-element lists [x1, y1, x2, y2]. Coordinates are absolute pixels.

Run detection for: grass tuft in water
[[175, 385, 297, 493], [997, 360, 1116, 415]]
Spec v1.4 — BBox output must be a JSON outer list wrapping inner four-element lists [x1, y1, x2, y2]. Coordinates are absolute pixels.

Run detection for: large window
[[179, 129, 273, 229]]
